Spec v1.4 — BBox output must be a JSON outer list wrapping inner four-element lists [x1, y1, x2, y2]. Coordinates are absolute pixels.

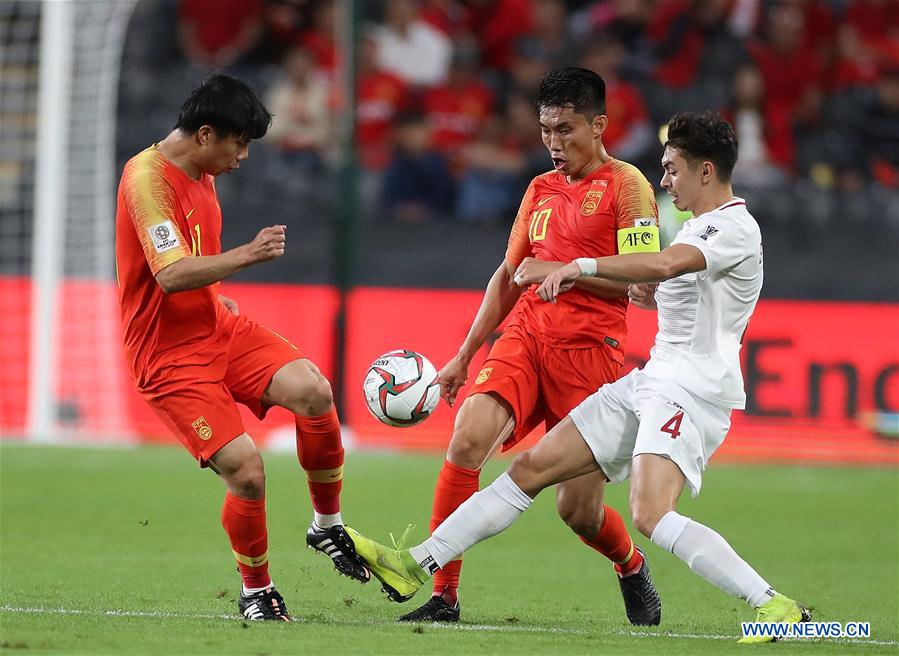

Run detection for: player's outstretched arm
[[572, 277, 628, 299], [439, 259, 523, 406], [155, 225, 286, 293], [537, 244, 706, 303]]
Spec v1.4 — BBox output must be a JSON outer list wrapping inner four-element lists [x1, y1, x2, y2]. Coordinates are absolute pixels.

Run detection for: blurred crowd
[[164, 0, 899, 223]]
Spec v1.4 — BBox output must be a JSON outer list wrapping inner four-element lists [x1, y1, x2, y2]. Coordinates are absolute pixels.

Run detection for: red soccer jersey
[[423, 81, 494, 152], [357, 70, 408, 169], [603, 81, 650, 153], [504, 160, 658, 356], [116, 146, 226, 384]]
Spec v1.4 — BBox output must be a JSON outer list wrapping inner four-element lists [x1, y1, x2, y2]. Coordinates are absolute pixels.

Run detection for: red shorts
[[470, 325, 622, 450], [138, 313, 304, 465]]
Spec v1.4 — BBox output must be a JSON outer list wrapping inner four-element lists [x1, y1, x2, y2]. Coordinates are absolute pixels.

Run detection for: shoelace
[[389, 523, 416, 550]]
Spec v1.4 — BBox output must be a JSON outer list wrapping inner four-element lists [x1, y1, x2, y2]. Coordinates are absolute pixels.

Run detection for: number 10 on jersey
[[529, 208, 551, 242]]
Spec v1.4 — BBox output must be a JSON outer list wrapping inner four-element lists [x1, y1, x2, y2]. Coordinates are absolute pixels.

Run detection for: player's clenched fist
[[628, 283, 657, 310], [248, 225, 287, 262], [437, 354, 469, 407], [513, 256, 561, 286], [536, 261, 580, 303]]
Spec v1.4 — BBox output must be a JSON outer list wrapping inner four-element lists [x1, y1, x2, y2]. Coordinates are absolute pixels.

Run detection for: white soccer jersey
[[642, 198, 763, 408]]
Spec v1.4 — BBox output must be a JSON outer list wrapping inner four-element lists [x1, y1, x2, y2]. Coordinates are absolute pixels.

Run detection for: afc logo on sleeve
[[148, 220, 181, 253]]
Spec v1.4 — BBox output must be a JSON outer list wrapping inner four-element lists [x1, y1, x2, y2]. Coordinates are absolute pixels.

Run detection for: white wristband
[[575, 258, 597, 277]]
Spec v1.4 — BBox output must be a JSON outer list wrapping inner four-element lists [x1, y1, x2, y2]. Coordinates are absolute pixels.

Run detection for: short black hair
[[174, 74, 272, 140], [534, 67, 606, 119], [664, 112, 738, 182]]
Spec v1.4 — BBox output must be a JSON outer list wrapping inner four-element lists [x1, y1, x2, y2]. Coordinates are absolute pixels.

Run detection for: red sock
[[578, 504, 644, 576], [430, 459, 480, 602], [221, 491, 270, 589], [296, 407, 344, 515]]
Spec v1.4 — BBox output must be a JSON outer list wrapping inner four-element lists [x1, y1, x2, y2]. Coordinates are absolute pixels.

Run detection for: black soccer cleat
[[617, 548, 662, 626], [397, 594, 461, 623], [238, 586, 291, 621], [306, 523, 371, 584]]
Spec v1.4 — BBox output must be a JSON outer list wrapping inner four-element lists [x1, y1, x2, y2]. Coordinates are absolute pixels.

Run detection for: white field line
[[1, 604, 896, 646]]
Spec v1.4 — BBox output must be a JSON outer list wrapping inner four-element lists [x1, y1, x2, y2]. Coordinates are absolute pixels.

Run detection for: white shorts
[[569, 368, 731, 497]]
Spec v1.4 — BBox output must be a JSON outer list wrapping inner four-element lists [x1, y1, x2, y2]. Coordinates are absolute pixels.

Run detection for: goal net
[[0, 0, 136, 441]]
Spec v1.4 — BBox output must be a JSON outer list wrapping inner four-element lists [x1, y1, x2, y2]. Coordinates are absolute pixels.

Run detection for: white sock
[[313, 512, 343, 529], [651, 511, 773, 607], [242, 580, 273, 596], [413, 472, 533, 571]]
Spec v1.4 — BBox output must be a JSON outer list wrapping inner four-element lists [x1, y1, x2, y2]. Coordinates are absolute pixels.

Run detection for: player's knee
[[227, 459, 266, 499], [446, 425, 489, 470], [295, 373, 334, 417], [556, 490, 602, 539], [629, 497, 667, 538], [507, 451, 543, 497]]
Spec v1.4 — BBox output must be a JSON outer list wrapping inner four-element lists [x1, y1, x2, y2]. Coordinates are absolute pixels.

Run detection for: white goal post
[[1, 0, 136, 441]]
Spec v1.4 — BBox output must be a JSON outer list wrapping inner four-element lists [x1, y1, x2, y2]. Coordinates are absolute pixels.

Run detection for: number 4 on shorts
[[661, 410, 684, 439]]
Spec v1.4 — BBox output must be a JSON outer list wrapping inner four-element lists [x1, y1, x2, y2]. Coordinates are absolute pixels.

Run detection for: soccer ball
[[363, 350, 440, 427]]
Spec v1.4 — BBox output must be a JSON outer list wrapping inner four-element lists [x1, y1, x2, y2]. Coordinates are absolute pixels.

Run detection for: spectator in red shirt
[[647, 0, 733, 89], [354, 30, 412, 220], [844, 0, 899, 46], [257, 0, 314, 65], [420, 0, 470, 37], [723, 62, 792, 187], [356, 31, 410, 172], [423, 48, 495, 157], [178, 0, 263, 69], [749, 2, 824, 128], [579, 39, 653, 165], [465, 0, 533, 72], [831, 23, 882, 91], [846, 0, 899, 63], [295, 0, 337, 73]]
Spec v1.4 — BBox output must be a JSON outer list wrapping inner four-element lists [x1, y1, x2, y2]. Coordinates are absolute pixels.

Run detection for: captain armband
[[617, 225, 660, 254]]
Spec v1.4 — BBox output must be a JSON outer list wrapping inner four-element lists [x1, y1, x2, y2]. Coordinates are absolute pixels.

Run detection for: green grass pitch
[[1, 442, 896, 655]]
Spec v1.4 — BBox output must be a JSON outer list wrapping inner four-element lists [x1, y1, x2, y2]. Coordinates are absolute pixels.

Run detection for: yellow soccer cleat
[[344, 526, 430, 603], [738, 593, 812, 643]]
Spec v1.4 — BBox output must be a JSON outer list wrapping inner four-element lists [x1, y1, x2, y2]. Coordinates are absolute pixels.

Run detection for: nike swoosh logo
[[375, 553, 410, 582], [185, 208, 195, 220], [536, 195, 557, 207]]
